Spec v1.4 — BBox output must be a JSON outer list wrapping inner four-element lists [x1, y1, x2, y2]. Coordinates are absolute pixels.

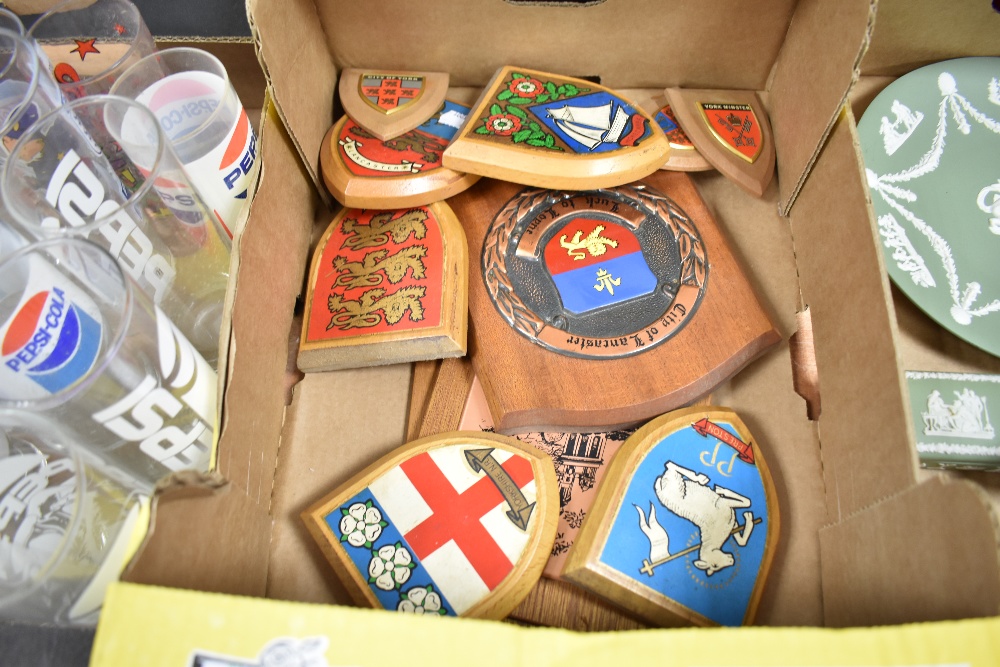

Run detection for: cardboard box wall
[[122, 0, 1000, 630]]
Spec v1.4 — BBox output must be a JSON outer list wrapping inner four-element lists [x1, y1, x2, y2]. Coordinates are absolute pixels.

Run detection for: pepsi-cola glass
[[0, 28, 64, 181], [0, 95, 230, 365], [25, 0, 156, 101], [0, 409, 148, 625], [0, 237, 217, 488], [111, 47, 258, 239]]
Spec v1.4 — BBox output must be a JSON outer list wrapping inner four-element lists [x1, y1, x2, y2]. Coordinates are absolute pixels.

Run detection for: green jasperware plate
[[858, 57, 1000, 358]]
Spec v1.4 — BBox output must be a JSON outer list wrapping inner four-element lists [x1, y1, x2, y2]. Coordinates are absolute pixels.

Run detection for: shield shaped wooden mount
[[448, 169, 780, 434], [639, 94, 714, 172], [443, 66, 670, 190], [664, 88, 775, 198], [339, 69, 450, 140], [321, 100, 481, 209], [301, 432, 559, 619], [563, 406, 780, 627], [297, 201, 468, 372]]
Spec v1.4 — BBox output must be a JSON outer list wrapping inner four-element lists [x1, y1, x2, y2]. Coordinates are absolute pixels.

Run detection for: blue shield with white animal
[[599, 417, 770, 626]]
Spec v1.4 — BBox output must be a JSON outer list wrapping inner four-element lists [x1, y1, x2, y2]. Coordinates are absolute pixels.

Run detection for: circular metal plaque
[[481, 184, 709, 359]]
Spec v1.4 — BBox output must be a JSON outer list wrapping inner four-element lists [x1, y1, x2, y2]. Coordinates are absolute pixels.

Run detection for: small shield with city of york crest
[[563, 407, 779, 627], [301, 433, 558, 619], [699, 103, 763, 163], [361, 74, 425, 113]]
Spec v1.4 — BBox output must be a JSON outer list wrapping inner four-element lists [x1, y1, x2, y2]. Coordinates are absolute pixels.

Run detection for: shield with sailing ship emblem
[[442, 67, 669, 189], [530, 91, 652, 154]]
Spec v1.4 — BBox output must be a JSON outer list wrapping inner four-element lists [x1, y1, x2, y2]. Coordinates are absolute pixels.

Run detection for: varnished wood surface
[[664, 87, 775, 198], [406, 360, 441, 442], [417, 356, 477, 439], [449, 170, 780, 434]]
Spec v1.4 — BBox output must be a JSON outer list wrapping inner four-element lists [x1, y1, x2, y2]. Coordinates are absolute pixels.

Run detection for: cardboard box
[[118, 0, 1000, 639]]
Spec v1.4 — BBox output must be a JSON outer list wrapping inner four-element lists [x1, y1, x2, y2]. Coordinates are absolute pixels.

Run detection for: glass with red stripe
[[111, 48, 258, 239]]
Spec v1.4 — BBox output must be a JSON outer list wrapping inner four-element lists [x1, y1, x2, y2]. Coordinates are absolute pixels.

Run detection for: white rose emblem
[[398, 585, 444, 615], [367, 542, 414, 591], [339, 501, 385, 548]]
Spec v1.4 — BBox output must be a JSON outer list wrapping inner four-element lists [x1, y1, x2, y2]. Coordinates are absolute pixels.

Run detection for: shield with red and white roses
[[442, 66, 670, 189]]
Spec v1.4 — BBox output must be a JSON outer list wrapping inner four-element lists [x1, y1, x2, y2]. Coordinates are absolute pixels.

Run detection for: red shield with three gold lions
[[699, 103, 763, 163]]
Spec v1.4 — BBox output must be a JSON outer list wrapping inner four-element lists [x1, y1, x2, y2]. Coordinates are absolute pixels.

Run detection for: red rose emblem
[[508, 77, 545, 99], [487, 114, 522, 136]]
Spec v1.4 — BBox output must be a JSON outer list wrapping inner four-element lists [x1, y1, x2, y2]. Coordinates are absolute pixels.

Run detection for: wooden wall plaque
[[447, 170, 780, 433], [301, 432, 558, 619], [663, 88, 776, 198], [563, 406, 780, 627], [297, 202, 467, 372], [443, 66, 670, 190], [339, 69, 449, 140], [321, 100, 481, 209], [640, 94, 714, 172]]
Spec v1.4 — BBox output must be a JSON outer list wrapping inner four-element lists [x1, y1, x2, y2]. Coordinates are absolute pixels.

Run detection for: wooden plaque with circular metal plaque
[[448, 170, 780, 434]]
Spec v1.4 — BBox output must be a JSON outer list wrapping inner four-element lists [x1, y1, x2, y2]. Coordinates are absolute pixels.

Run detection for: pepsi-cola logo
[[2, 288, 102, 394], [221, 110, 255, 197]]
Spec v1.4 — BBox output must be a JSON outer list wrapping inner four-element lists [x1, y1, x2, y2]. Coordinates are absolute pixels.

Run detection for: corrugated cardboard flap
[[121, 472, 271, 597], [768, 0, 876, 215], [820, 476, 1000, 627]]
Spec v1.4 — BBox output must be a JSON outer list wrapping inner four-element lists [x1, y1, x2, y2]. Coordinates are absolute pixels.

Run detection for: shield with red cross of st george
[[304, 435, 558, 618], [360, 74, 425, 114]]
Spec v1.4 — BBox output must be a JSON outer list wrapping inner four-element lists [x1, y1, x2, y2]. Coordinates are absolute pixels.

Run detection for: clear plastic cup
[[0, 8, 24, 36], [25, 0, 156, 100], [0, 408, 148, 625], [0, 28, 64, 177], [0, 95, 231, 364], [111, 47, 258, 238], [0, 237, 218, 487]]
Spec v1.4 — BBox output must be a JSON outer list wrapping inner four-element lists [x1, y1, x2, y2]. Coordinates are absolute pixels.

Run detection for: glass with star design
[[25, 0, 156, 100]]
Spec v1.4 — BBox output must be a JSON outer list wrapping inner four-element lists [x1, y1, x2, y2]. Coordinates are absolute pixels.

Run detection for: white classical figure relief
[[866, 71, 1000, 326], [636, 461, 754, 577], [877, 213, 936, 287], [922, 388, 995, 440], [879, 99, 924, 155], [976, 179, 1000, 235]]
